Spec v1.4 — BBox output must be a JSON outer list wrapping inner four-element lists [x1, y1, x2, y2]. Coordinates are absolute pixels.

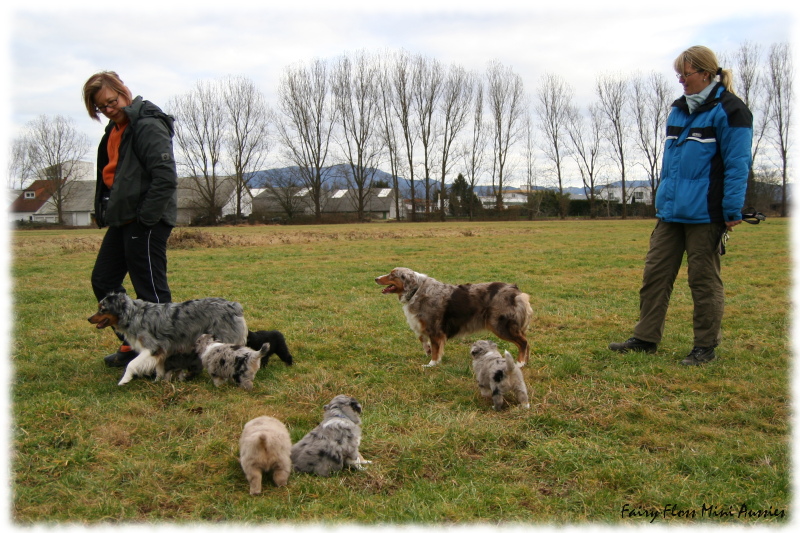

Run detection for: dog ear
[[396, 270, 411, 288], [349, 398, 362, 414]]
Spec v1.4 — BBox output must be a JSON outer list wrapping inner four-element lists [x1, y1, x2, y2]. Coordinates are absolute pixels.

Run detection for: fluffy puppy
[[471, 340, 531, 410], [246, 330, 293, 366], [195, 334, 267, 390], [239, 416, 293, 494], [290, 395, 371, 477]]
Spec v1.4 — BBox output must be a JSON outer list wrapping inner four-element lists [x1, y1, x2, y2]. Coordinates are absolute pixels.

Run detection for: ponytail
[[717, 67, 735, 94]]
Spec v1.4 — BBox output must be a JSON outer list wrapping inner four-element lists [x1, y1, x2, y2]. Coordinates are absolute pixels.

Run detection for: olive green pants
[[633, 220, 727, 348]]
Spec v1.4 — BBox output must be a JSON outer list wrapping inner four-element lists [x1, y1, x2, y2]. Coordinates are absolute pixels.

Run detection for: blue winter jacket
[[656, 82, 753, 224]]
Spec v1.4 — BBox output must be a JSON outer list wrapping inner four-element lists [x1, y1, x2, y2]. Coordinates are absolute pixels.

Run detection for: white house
[[478, 190, 529, 208], [254, 187, 400, 220], [597, 184, 653, 204], [222, 187, 264, 219]]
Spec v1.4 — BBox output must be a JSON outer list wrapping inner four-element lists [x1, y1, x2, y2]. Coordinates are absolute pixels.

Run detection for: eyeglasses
[[676, 71, 700, 80], [94, 97, 119, 113]]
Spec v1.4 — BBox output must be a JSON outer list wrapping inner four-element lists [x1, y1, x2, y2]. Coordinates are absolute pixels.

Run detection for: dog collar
[[322, 413, 353, 427], [403, 287, 418, 302]]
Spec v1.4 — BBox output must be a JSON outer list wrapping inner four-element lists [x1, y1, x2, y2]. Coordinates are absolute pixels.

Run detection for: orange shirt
[[102, 123, 128, 188]]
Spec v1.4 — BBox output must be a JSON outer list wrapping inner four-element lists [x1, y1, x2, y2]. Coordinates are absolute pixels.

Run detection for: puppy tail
[[504, 351, 516, 373], [259, 343, 271, 359]]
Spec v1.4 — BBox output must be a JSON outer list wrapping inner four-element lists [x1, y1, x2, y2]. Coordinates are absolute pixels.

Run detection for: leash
[[718, 207, 767, 255], [741, 207, 767, 224]]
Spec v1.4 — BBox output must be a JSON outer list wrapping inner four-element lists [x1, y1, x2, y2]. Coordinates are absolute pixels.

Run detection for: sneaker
[[104, 348, 138, 367], [680, 346, 716, 366], [608, 337, 657, 354]]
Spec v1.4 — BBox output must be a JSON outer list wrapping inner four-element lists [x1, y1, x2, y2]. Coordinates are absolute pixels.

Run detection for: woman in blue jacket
[[609, 45, 753, 365]]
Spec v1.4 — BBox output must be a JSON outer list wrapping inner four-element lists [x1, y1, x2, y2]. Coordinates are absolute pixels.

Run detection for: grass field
[[8, 219, 791, 526]]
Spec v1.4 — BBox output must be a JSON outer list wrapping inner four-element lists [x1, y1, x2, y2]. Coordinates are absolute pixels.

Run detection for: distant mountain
[[247, 164, 450, 196], [247, 164, 395, 188], [246, 166, 663, 199]]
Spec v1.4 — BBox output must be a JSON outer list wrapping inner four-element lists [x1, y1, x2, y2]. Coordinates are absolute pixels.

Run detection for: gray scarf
[[685, 82, 715, 114]]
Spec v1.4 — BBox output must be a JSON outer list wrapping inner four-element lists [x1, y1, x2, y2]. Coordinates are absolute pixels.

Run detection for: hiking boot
[[104, 348, 138, 367], [680, 346, 716, 366], [608, 337, 657, 354]]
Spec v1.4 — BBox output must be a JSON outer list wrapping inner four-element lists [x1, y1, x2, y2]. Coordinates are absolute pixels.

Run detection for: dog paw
[[523, 403, 531, 409], [423, 360, 439, 368]]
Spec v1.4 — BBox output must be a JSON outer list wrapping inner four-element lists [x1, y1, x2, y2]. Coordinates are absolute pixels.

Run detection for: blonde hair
[[673, 45, 735, 94], [82, 71, 133, 121]]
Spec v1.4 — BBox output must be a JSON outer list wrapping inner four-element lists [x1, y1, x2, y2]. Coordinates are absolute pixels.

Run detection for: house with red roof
[[8, 180, 59, 223]]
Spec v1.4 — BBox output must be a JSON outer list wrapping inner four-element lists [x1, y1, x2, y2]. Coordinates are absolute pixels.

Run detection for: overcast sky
[[2, 0, 796, 176]]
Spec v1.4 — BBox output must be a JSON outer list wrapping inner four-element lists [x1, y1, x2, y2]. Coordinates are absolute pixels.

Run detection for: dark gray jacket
[[94, 96, 178, 228]]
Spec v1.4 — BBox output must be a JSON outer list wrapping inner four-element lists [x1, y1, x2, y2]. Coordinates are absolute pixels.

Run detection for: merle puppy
[[195, 334, 268, 390], [471, 339, 530, 410], [164, 329, 293, 381], [290, 395, 371, 477]]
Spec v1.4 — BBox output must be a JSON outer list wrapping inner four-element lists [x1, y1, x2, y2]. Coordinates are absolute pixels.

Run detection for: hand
[[725, 220, 742, 230]]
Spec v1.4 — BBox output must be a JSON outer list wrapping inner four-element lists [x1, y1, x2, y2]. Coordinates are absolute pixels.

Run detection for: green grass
[[9, 219, 790, 525]]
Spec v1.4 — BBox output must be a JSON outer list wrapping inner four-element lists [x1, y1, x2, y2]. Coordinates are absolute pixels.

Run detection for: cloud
[[4, 0, 795, 159]]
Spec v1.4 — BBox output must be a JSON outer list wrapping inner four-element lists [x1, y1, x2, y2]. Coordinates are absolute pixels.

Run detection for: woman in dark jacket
[[82, 71, 178, 367], [608, 45, 753, 366]]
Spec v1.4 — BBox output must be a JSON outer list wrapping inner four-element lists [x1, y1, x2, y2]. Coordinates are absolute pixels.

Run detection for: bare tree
[[261, 167, 311, 220], [8, 137, 36, 190], [733, 41, 772, 208], [631, 71, 671, 213], [377, 51, 404, 220], [766, 43, 792, 217], [19, 114, 90, 224], [486, 60, 526, 209], [276, 58, 337, 222], [332, 50, 383, 221], [521, 111, 540, 219], [221, 75, 272, 222], [596, 73, 633, 218], [461, 77, 487, 221], [535, 73, 574, 218], [413, 55, 444, 216], [169, 79, 229, 224], [566, 103, 605, 218], [436, 64, 474, 220], [390, 50, 420, 221]]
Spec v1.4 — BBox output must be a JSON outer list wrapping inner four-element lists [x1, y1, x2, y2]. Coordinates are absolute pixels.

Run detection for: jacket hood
[[106, 96, 175, 136]]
